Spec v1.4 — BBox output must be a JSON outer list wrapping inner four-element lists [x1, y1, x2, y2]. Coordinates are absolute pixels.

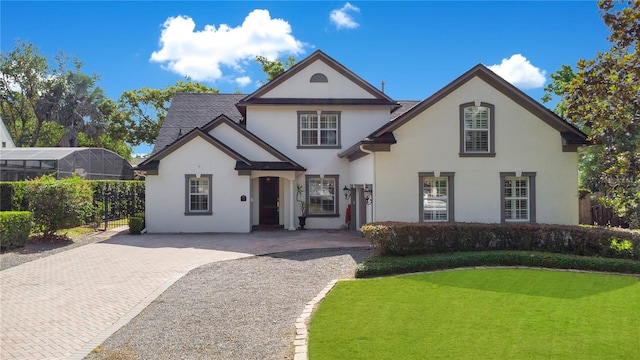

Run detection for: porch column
[[288, 179, 296, 230]]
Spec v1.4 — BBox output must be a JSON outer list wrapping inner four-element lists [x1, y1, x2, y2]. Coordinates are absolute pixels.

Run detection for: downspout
[[359, 144, 375, 222]]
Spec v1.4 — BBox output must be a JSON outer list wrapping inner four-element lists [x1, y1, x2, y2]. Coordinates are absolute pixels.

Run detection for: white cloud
[[150, 10, 305, 82], [330, 2, 360, 30], [235, 76, 251, 87], [487, 54, 546, 89]]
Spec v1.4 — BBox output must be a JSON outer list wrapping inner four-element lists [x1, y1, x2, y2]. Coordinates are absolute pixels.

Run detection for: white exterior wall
[[261, 61, 375, 99], [375, 77, 579, 225], [146, 136, 251, 233], [246, 105, 389, 229], [348, 154, 374, 186]]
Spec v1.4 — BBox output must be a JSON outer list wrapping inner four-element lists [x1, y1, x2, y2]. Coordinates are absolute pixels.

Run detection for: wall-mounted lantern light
[[363, 186, 373, 205], [343, 185, 351, 200]]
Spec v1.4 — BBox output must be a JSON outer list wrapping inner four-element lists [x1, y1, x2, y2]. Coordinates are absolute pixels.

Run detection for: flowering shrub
[[360, 222, 640, 260], [25, 175, 94, 238]]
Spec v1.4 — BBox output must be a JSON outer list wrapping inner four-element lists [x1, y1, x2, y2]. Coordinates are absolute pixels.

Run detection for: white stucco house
[[1, 117, 16, 149], [137, 50, 588, 233]]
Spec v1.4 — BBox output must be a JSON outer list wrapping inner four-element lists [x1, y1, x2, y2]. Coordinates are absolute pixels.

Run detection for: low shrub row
[[360, 222, 640, 260], [0, 211, 33, 250], [355, 251, 640, 278], [128, 212, 145, 234]]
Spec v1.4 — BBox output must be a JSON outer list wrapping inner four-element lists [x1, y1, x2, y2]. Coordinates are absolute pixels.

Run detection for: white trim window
[[306, 175, 338, 216], [423, 177, 449, 221], [185, 174, 212, 215], [464, 106, 490, 152], [299, 112, 339, 147], [503, 176, 529, 221]]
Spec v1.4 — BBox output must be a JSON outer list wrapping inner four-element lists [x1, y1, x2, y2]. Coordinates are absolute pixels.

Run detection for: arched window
[[310, 73, 328, 83]]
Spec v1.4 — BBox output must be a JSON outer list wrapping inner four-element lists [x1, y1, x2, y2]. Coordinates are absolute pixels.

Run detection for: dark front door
[[259, 177, 279, 225]]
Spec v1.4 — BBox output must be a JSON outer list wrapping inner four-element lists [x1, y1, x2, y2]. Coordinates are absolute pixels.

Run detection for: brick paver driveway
[[0, 230, 368, 360]]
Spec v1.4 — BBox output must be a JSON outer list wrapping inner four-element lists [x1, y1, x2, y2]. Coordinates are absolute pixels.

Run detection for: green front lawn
[[309, 269, 640, 359]]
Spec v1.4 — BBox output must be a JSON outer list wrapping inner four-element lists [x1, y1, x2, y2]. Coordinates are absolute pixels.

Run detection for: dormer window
[[459, 102, 495, 157], [310, 73, 328, 83]]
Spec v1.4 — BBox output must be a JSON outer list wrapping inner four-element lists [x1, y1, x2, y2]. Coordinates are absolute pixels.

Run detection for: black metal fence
[[93, 186, 145, 231]]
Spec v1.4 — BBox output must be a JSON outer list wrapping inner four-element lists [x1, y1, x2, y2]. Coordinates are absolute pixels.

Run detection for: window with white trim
[[459, 102, 495, 156], [419, 172, 454, 222], [306, 175, 339, 216], [298, 112, 340, 147], [501, 172, 536, 222], [185, 174, 212, 215]]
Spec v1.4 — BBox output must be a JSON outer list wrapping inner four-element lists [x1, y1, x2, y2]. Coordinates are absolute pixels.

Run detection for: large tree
[[0, 41, 128, 156], [563, 0, 639, 226], [118, 79, 218, 147]]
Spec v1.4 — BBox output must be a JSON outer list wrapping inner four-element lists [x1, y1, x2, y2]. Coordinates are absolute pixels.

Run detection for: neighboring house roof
[[340, 64, 589, 161], [153, 93, 245, 155], [236, 50, 399, 116]]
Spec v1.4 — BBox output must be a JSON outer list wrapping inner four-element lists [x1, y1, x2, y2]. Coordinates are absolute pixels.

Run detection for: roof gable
[[141, 127, 251, 167], [202, 115, 303, 167], [371, 64, 587, 143], [238, 50, 397, 107]]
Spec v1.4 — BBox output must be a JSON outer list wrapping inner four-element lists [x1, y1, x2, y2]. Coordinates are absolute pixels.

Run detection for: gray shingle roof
[[153, 93, 245, 154], [391, 100, 420, 120]]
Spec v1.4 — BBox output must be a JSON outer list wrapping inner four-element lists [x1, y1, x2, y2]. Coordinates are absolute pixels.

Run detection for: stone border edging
[[293, 279, 338, 360]]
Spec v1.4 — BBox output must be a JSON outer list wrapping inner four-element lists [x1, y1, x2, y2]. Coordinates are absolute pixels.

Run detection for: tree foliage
[[0, 41, 130, 157], [255, 55, 297, 83], [118, 79, 218, 147], [563, 0, 639, 226]]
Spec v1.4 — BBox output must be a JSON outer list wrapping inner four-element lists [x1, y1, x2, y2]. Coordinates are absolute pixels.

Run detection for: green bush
[[355, 251, 640, 278], [0, 182, 30, 211], [361, 222, 640, 260], [0, 211, 33, 250], [25, 175, 95, 237], [128, 215, 145, 234]]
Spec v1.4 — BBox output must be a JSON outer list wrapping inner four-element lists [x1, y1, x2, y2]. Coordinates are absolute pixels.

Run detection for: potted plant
[[295, 184, 309, 230]]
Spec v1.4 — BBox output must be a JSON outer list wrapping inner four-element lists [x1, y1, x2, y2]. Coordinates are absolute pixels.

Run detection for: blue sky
[[1, 1, 611, 155]]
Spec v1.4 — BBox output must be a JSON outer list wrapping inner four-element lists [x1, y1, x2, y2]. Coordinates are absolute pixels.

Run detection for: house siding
[[146, 136, 251, 233], [374, 76, 579, 225]]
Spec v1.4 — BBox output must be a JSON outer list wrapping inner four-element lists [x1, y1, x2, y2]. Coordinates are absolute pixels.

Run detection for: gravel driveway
[[85, 247, 371, 360]]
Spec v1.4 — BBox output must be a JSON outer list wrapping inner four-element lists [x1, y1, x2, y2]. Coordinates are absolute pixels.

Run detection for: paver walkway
[[0, 230, 368, 360]]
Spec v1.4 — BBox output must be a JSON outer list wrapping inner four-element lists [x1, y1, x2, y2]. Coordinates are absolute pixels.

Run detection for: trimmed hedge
[[355, 251, 640, 278], [0, 211, 33, 250], [361, 222, 640, 260], [128, 212, 145, 234]]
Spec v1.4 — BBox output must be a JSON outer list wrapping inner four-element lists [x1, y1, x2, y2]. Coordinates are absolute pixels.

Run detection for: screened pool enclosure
[[0, 148, 134, 181]]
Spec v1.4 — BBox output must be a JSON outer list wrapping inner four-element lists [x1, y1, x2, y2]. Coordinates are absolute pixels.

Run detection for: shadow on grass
[[399, 268, 639, 299]]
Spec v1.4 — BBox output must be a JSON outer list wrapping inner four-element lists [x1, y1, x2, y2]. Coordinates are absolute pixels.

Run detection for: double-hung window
[[460, 102, 495, 156], [185, 174, 212, 215], [419, 172, 454, 222], [306, 175, 339, 216], [298, 111, 340, 148], [500, 172, 536, 222]]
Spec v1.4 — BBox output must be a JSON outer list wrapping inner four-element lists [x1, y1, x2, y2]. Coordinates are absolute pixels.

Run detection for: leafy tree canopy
[[255, 55, 297, 83], [559, 0, 639, 226], [118, 79, 218, 147]]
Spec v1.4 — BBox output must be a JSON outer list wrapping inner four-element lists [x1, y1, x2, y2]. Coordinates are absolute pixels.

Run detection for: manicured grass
[[309, 269, 640, 360]]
